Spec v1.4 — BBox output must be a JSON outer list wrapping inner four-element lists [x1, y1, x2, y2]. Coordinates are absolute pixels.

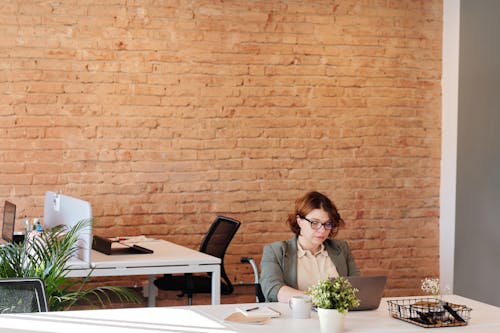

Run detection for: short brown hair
[[286, 191, 344, 238]]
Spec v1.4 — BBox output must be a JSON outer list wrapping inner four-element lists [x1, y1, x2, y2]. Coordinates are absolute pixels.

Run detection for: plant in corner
[[306, 276, 359, 333], [0, 219, 140, 311]]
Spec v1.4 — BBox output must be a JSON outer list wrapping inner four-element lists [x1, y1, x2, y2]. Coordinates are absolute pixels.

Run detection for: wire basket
[[387, 298, 472, 328]]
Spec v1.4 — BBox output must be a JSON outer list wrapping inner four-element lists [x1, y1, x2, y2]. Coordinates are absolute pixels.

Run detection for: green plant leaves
[[306, 276, 360, 313], [0, 219, 140, 311]]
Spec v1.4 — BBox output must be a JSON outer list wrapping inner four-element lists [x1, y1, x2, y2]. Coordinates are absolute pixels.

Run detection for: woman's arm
[[260, 243, 288, 302], [260, 244, 304, 303], [277, 285, 305, 302]]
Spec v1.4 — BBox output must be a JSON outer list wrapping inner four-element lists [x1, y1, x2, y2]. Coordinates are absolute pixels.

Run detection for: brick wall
[[0, 0, 442, 306]]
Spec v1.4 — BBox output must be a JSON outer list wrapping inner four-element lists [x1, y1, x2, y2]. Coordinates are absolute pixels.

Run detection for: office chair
[[0, 278, 49, 313], [240, 256, 265, 303], [154, 216, 241, 305]]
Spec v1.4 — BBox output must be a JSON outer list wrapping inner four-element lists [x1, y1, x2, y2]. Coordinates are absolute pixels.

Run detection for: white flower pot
[[317, 308, 345, 333]]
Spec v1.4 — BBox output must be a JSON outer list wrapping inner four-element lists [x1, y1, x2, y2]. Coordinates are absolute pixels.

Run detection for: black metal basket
[[387, 298, 472, 328]]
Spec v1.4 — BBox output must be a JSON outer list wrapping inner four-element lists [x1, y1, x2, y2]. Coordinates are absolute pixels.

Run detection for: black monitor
[[2, 201, 16, 243], [0, 278, 48, 313]]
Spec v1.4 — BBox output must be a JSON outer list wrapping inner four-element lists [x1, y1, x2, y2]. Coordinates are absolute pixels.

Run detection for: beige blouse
[[296, 240, 339, 291]]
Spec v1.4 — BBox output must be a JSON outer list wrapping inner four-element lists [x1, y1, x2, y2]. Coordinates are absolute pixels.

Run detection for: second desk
[[67, 239, 221, 306]]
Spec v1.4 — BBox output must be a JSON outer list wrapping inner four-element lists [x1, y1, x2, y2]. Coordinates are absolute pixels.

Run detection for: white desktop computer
[[43, 191, 92, 267]]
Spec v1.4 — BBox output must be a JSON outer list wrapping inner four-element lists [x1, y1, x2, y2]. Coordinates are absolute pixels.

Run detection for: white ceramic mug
[[289, 295, 312, 319]]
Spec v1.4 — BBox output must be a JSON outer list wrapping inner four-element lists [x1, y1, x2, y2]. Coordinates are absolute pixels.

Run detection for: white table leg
[[211, 266, 221, 305], [148, 275, 156, 307]]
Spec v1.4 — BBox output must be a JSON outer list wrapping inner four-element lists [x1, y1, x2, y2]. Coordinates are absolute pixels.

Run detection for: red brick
[[0, 0, 442, 305]]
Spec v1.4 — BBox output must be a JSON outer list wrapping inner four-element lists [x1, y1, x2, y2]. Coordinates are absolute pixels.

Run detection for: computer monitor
[[1, 201, 16, 244], [0, 278, 48, 313], [43, 192, 92, 265]]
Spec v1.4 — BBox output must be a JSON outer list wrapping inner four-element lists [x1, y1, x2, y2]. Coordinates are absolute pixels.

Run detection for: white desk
[[0, 295, 498, 333], [196, 295, 500, 333], [67, 240, 221, 306]]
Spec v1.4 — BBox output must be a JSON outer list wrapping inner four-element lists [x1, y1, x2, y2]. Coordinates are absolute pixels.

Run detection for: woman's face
[[297, 208, 331, 250]]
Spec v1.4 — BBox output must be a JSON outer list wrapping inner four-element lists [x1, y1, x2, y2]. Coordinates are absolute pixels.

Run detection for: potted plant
[[306, 276, 359, 333], [0, 219, 139, 311]]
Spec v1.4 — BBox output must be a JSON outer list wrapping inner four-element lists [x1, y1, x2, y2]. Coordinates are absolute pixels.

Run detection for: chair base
[[154, 274, 232, 305]]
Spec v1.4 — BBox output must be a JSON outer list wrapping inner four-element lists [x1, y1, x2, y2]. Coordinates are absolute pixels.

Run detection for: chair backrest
[[0, 278, 48, 313], [199, 216, 241, 259], [199, 216, 241, 293]]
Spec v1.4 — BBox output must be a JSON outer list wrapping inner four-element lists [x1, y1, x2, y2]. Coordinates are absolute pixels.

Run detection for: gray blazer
[[260, 236, 360, 302]]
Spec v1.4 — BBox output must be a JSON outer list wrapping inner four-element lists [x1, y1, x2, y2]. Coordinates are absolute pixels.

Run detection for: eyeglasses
[[300, 216, 336, 230]]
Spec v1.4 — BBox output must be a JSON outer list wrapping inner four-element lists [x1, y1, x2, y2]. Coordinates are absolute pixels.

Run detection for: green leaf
[[306, 276, 360, 313], [0, 219, 141, 311]]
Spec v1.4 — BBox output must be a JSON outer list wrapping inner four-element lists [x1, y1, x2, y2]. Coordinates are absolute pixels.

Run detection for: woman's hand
[[277, 285, 306, 303]]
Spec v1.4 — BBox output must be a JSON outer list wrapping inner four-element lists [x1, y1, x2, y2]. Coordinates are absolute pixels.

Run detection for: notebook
[[0, 201, 16, 245], [92, 235, 153, 255], [235, 305, 281, 318], [348, 275, 387, 311], [224, 305, 281, 324]]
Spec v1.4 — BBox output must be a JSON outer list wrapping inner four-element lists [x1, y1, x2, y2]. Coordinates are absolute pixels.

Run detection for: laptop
[[0, 278, 48, 312], [0, 201, 16, 245], [348, 275, 387, 311]]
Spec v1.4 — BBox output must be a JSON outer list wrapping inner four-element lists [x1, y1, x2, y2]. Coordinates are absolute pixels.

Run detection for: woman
[[260, 191, 359, 302]]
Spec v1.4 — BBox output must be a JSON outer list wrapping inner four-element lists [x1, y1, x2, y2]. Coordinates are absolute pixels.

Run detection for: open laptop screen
[[0, 278, 48, 312], [348, 275, 387, 311], [2, 201, 16, 243]]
